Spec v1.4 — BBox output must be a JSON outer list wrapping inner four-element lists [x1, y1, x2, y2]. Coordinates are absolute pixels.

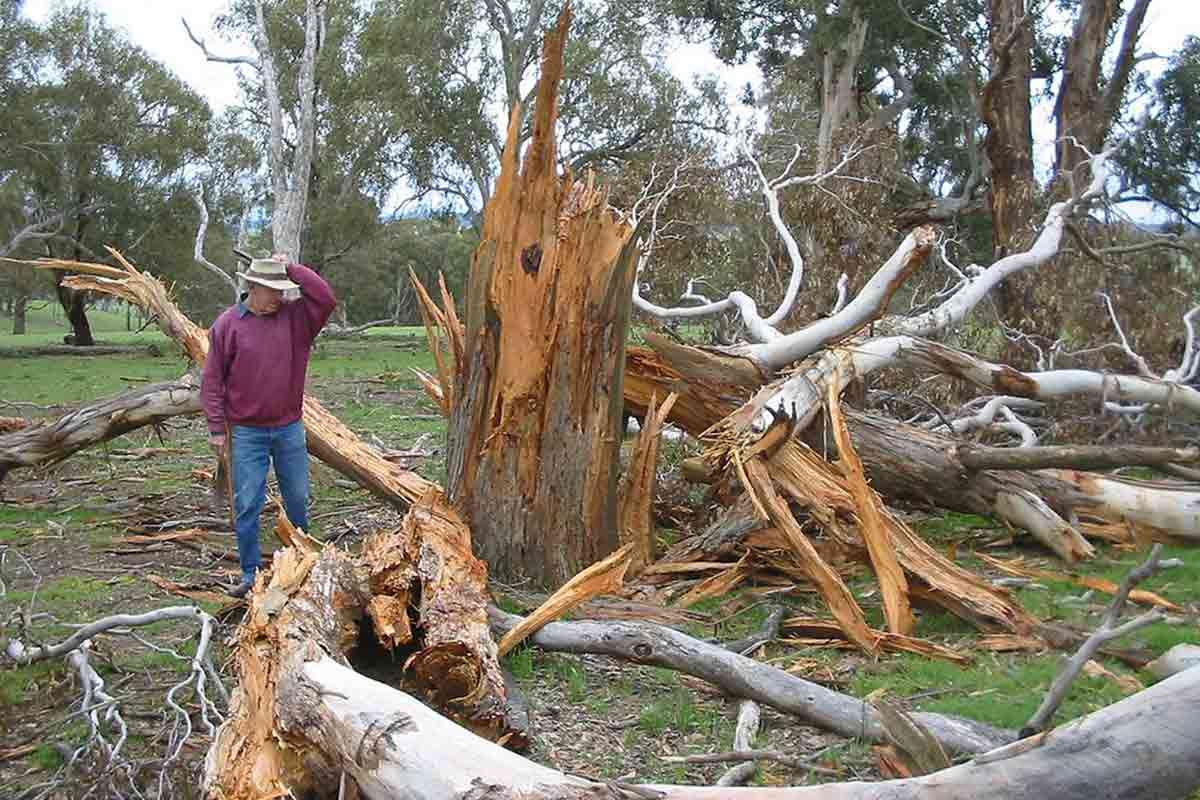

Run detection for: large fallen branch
[[489, 608, 1011, 755], [287, 645, 1200, 799], [0, 373, 201, 481]]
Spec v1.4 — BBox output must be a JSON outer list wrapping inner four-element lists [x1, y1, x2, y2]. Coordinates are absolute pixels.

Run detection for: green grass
[[0, 660, 65, 706], [503, 645, 535, 681], [852, 651, 1128, 730]]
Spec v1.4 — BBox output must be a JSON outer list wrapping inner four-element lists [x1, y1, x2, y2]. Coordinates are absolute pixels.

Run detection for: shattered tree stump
[[442, 6, 639, 588]]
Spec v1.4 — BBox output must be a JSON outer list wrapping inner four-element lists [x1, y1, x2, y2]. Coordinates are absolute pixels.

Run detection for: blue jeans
[[230, 420, 310, 582]]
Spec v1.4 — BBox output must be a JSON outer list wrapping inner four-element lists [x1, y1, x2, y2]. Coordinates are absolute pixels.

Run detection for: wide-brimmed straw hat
[[239, 257, 299, 291]]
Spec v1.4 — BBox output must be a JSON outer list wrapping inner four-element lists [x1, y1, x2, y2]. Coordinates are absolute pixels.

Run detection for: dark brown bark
[[54, 272, 95, 346], [11, 294, 27, 335], [982, 0, 1035, 258], [446, 7, 637, 588], [1054, 0, 1150, 177], [981, 0, 1042, 366]]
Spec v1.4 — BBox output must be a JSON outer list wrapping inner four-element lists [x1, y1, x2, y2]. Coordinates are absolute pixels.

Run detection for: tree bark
[[1054, 0, 1149, 177], [0, 374, 201, 482], [54, 271, 95, 346], [446, 6, 638, 587], [982, 0, 1041, 366], [11, 294, 27, 335]]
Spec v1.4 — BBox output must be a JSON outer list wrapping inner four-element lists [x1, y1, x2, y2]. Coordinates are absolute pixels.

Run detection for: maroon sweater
[[200, 263, 336, 435]]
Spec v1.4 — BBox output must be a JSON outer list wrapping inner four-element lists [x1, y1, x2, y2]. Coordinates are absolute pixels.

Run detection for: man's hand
[[209, 434, 227, 455]]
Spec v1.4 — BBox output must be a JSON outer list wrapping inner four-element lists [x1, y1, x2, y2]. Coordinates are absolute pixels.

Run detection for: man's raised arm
[[286, 261, 337, 337]]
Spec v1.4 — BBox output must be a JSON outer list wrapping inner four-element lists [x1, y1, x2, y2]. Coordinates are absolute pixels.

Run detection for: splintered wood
[[414, 6, 638, 587], [827, 371, 913, 635], [204, 546, 365, 799], [497, 542, 635, 656], [360, 491, 514, 742], [782, 616, 969, 664], [618, 392, 679, 575], [741, 457, 878, 654], [623, 335, 1038, 647]]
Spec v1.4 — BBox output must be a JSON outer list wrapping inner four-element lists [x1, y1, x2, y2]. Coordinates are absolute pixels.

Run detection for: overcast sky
[[23, 0, 1198, 114]]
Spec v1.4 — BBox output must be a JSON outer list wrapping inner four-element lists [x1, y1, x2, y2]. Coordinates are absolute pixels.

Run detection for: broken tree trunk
[[286, 615, 1200, 799], [442, 7, 639, 587], [204, 541, 368, 798]]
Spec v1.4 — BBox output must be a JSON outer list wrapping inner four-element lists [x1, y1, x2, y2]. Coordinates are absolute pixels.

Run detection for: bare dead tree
[[184, 0, 326, 261]]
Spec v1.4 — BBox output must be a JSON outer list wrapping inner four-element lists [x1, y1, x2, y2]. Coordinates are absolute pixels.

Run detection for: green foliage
[[1117, 36, 1200, 227]]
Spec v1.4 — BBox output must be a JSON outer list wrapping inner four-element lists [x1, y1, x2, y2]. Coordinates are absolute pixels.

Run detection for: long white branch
[[182, 18, 259, 67], [750, 150, 806, 328], [899, 146, 1115, 339], [5, 606, 210, 664], [752, 334, 1200, 436], [193, 183, 239, 304], [744, 226, 936, 371]]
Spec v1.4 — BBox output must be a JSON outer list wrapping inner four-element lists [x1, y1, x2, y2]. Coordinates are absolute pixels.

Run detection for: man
[[200, 255, 336, 598]]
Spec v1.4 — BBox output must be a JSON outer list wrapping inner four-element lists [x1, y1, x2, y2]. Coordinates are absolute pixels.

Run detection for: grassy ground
[[0, 330, 1197, 796]]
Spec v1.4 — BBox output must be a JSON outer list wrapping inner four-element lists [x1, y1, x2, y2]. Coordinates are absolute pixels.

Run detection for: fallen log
[[955, 442, 1200, 472], [0, 373, 201, 482], [0, 343, 163, 357], [488, 608, 1012, 755], [290, 646, 1200, 799], [357, 493, 518, 744]]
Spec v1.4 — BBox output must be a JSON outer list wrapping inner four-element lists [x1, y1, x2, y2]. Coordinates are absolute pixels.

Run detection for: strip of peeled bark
[[741, 457, 878, 654], [489, 608, 1011, 755], [446, 7, 638, 587], [617, 392, 678, 574], [0, 374, 201, 481], [288, 655, 1200, 799], [496, 542, 633, 657]]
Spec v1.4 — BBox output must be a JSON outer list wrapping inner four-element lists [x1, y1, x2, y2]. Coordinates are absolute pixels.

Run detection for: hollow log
[[291, 635, 1200, 800], [444, 7, 638, 587]]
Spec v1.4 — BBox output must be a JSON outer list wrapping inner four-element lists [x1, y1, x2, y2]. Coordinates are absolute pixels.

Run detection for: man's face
[[248, 284, 284, 315]]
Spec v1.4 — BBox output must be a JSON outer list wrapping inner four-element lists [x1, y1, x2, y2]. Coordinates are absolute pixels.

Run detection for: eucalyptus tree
[[1, 5, 209, 344], [359, 0, 727, 218], [1114, 36, 1200, 229]]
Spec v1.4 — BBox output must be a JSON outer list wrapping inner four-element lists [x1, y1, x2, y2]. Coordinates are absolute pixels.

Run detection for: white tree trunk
[[289, 657, 1200, 800]]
